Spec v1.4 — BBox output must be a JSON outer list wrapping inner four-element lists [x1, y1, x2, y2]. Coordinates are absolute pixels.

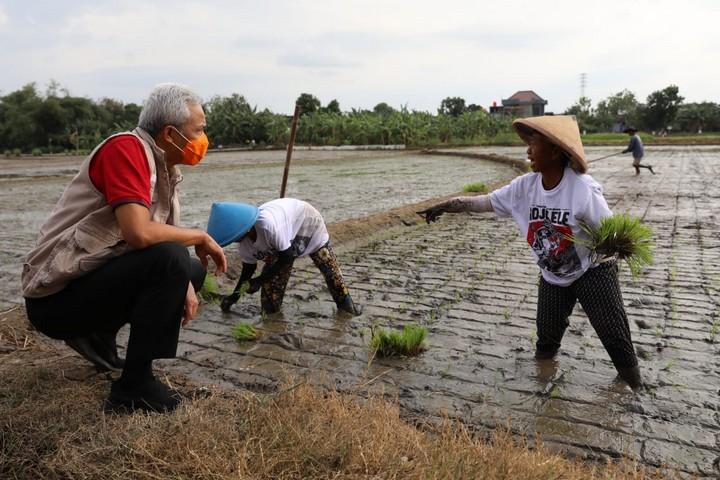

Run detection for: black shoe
[[65, 333, 125, 372], [104, 377, 183, 414], [647, 165, 655, 175], [617, 366, 643, 390], [337, 296, 363, 316]]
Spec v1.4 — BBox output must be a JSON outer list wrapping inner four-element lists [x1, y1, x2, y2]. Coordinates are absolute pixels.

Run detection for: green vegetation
[[572, 214, 654, 277], [3, 81, 719, 153], [462, 182, 488, 193], [581, 131, 720, 145], [198, 275, 220, 302], [0, 82, 141, 154], [565, 84, 720, 134], [370, 324, 427, 357], [232, 323, 259, 342]]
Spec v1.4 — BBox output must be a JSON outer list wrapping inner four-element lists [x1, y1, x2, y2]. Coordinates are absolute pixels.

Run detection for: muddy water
[[163, 146, 720, 477], [0, 149, 515, 308]]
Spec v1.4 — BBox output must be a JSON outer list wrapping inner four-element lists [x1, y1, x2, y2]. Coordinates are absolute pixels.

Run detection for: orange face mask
[[169, 127, 209, 166]]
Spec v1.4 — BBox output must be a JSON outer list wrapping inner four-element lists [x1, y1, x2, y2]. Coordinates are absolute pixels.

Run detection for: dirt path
[[158, 147, 720, 477]]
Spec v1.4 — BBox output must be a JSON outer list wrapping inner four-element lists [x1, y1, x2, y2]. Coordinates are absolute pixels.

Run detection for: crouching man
[[22, 84, 227, 413], [207, 198, 362, 316]]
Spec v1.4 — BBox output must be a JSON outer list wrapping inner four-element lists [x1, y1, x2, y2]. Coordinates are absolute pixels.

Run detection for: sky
[[0, 0, 718, 114]]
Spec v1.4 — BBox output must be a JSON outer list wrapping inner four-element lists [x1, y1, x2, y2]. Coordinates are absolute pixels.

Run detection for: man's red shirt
[[89, 135, 152, 209]]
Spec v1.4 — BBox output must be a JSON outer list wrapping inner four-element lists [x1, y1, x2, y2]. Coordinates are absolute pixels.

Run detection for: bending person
[[208, 198, 362, 316], [418, 115, 642, 389], [22, 84, 227, 413]]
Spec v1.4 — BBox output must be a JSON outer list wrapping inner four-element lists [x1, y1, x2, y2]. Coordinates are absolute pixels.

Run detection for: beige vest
[[22, 127, 182, 298]]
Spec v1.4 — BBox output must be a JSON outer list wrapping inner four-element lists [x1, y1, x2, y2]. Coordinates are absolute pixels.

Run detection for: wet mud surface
[[161, 147, 720, 477], [0, 149, 514, 309]]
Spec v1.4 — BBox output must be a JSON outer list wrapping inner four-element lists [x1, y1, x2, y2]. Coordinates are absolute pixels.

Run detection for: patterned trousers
[[536, 261, 638, 370], [260, 242, 351, 314]]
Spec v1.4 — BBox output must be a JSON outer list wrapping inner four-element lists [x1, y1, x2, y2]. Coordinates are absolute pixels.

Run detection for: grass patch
[[572, 214, 654, 277], [463, 182, 488, 193], [582, 131, 720, 145], [371, 324, 427, 357], [232, 322, 259, 342]]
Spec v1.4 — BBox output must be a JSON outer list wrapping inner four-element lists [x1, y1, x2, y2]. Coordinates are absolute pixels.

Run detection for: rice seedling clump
[[573, 214, 654, 277], [371, 324, 427, 357], [462, 182, 488, 193], [233, 323, 259, 342]]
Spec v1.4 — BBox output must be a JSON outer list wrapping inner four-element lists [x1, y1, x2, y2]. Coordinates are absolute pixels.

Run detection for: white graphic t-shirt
[[490, 167, 612, 286], [236, 198, 330, 264]]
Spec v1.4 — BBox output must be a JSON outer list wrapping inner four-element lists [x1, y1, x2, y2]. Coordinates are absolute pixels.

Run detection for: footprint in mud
[[263, 332, 304, 351], [634, 318, 652, 329]]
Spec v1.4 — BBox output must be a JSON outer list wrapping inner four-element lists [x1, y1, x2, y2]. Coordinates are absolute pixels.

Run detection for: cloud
[[0, 5, 8, 28], [0, 0, 718, 113], [277, 52, 359, 69]]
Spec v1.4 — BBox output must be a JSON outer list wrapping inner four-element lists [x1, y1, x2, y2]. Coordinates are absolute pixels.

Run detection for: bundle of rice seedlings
[[232, 281, 251, 298], [572, 214, 654, 277], [463, 182, 488, 193], [232, 323, 259, 342], [198, 275, 220, 302], [370, 324, 427, 357]]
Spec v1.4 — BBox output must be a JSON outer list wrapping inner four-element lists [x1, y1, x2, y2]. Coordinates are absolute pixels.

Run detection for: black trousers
[[25, 242, 205, 364], [536, 261, 638, 370]]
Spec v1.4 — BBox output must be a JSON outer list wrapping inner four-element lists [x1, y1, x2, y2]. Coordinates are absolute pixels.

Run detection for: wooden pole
[[280, 104, 301, 198], [588, 152, 622, 164]]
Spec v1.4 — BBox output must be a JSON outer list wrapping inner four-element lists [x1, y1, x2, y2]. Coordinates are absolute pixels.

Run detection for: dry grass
[[0, 308, 671, 479]]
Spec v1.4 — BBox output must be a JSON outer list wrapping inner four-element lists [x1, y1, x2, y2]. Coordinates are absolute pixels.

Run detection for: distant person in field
[[208, 198, 362, 316], [622, 127, 655, 175], [417, 115, 643, 389], [22, 84, 227, 413]]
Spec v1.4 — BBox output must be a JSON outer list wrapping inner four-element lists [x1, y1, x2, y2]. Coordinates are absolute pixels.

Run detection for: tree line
[[565, 85, 720, 134], [1, 82, 718, 155]]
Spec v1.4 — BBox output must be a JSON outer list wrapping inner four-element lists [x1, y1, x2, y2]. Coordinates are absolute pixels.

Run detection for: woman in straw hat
[[418, 115, 642, 389]]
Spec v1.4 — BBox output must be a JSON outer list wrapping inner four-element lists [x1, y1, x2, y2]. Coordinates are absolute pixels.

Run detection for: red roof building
[[492, 90, 548, 117]]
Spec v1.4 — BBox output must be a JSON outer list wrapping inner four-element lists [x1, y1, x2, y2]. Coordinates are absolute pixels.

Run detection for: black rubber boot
[[337, 296, 363, 316], [104, 377, 183, 414], [617, 365, 643, 390], [65, 332, 125, 372]]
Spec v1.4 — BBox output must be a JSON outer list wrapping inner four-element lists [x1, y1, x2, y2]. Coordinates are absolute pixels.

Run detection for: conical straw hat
[[512, 115, 588, 173]]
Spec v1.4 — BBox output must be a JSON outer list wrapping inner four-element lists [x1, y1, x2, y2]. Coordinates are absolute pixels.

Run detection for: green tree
[[205, 94, 259, 146], [439, 97, 466, 117], [564, 96, 596, 132], [373, 102, 395, 116], [322, 99, 341, 114], [674, 102, 720, 132], [595, 89, 639, 131], [0, 83, 44, 150], [644, 85, 684, 131], [295, 93, 321, 116]]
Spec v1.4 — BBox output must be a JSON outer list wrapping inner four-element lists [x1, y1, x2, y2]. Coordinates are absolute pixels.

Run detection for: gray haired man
[[22, 83, 227, 413]]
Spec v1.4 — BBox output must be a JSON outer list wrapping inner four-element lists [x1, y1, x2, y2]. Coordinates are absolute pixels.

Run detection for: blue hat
[[207, 202, 259, 247]]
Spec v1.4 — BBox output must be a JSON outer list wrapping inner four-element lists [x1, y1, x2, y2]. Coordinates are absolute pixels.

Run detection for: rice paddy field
[[2, 145, 720, 477]]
